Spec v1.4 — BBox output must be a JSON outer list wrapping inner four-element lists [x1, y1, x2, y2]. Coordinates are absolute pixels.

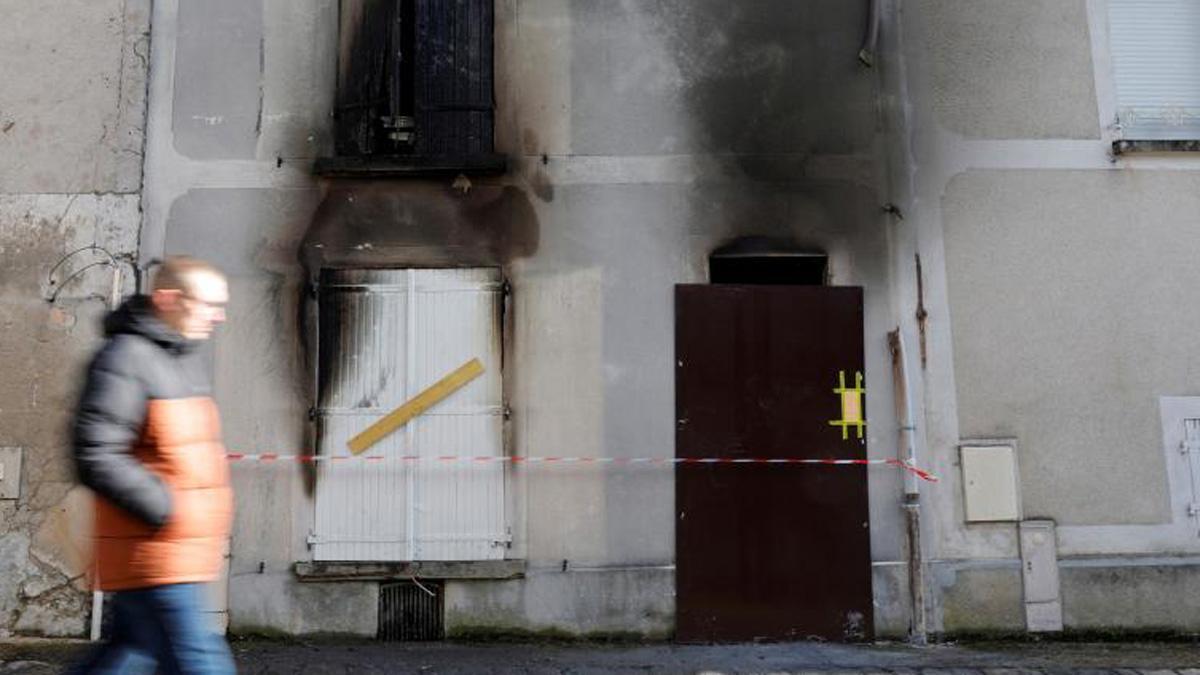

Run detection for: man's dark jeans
[[70, 582, 235, 674]]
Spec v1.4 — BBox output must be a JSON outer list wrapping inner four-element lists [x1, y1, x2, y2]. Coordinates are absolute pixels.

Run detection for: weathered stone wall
[[0, 0, 149, 637]]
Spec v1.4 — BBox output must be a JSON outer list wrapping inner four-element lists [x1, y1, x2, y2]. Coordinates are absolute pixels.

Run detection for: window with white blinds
[[1108, 0, 1200, 140]]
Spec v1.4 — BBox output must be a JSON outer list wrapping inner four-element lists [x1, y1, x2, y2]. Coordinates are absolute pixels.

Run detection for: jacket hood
[[104, 295, 190, 351]]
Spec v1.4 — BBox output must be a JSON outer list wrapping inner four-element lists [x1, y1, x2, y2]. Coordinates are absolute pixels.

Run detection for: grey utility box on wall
[[1019, 519, 1063, 632]]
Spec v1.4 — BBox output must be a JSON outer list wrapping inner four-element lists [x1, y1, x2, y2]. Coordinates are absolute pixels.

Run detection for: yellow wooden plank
[[347, 358, 486, 455]]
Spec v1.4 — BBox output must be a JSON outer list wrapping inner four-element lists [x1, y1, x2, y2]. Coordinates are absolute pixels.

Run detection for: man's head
[[149, 256, 228, 340]]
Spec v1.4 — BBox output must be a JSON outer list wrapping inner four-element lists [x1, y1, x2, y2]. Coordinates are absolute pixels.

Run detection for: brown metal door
[[675, 285, 871, 642]]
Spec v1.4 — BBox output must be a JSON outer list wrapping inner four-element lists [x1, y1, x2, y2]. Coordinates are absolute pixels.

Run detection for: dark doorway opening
[[709, 238, 827, 285]]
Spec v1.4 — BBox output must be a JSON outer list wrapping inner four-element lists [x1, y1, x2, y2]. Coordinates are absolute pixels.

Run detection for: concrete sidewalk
[[3, 637, 1199, 674]]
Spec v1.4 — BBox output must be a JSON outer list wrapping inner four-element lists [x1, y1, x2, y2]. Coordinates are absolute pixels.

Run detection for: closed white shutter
[[311, 268, 505, 561], [1108, 0, 1200, 139]]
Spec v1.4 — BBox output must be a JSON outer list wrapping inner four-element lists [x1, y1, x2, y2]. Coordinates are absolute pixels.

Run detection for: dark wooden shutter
[[414, 0, 494, 158], [330, 0, 499, 170], [334, 0, 403, 156]]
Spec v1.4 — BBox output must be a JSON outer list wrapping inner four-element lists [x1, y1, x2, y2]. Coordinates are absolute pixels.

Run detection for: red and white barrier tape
[[224, 453, 938, 482]]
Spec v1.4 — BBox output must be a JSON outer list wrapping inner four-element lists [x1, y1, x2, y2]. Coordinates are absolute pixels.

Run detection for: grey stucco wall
[[1061, 560, 1200, 631], [0, 0, 148, 193], [0, 0, 149, 636], [912, 0, 1100, 140], [930, 559, 1200, 635], [173, 0, 264, 160], [932, 563, 1025, 634], [941, 169, 1200, 526], [896, 0, 1200, 635], [445, 568, 675, 639], [564, 0, 876, 157]]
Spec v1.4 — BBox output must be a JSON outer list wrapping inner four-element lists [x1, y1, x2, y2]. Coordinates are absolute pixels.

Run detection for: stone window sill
[[293, 560, 525, 582], [313, 154, 508, 178]]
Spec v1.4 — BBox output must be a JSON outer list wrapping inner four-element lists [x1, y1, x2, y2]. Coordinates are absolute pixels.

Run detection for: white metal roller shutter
[[1109, 0, 1200, 140], [311, 268, 506, 561]]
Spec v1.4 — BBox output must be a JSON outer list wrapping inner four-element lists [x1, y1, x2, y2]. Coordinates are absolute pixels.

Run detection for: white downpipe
[[892, 331, 920, 497], [889, 329, 926, 644]]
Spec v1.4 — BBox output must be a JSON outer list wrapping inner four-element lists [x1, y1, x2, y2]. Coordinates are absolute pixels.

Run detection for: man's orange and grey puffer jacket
[[73, 296, 233, 591]]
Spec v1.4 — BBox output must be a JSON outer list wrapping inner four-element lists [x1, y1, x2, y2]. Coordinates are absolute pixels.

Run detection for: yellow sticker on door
[[829, 370, 866, 440]]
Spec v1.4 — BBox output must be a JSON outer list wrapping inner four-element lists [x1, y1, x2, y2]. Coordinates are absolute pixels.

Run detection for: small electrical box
[[960, 442, 1020, 522]]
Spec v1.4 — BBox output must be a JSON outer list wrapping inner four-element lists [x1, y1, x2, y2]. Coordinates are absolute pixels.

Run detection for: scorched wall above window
[[316, 0, 506, 177]]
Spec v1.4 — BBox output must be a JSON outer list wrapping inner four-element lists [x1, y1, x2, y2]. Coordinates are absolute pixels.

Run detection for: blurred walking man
[[71, 256, 235, 674]]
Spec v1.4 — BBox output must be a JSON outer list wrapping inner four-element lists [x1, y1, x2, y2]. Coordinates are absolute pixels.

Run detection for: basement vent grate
[[378, 581, 443, 641]]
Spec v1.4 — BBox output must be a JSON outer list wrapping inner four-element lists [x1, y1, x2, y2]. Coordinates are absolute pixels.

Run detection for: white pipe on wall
[[889, 329, 926, 644]]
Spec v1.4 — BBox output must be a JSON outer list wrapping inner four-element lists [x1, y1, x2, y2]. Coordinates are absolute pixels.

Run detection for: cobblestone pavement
[[2, 637, 1199, 674]]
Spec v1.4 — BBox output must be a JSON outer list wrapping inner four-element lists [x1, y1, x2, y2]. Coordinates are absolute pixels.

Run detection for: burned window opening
[[324, 0, 505, 176]]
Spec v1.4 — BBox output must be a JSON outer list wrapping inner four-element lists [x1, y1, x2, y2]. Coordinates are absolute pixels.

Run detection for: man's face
[[153, 272, 229, 340]]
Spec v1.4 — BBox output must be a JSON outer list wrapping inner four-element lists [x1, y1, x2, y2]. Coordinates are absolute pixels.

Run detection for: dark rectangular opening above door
[[709, 238, 828, 285], [709, 254, 827, 285]]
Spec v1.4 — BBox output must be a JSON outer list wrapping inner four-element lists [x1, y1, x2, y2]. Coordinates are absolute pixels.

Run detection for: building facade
[[2, 0, 1200, 639]]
